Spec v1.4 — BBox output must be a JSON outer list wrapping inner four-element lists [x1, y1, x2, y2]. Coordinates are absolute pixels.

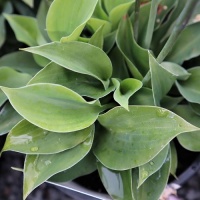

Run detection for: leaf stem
[[134, 0, 141, 41], [144, 0, 161, 49]]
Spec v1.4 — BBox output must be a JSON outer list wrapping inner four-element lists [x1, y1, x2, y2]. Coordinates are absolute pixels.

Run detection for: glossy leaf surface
[[46, 0, 98, 42], [113, 78, 142, 110], [176, 67, 200, 104], [0, 102, 22, 136], [138, 145, 169, 187], [23, 42, 112, 88], [132, 152, 170, 200], [23, 133, 93, 199], [1, 83, 102, 132], [97, 162, 134, 200], [49, 153, 96, 182], [28, 62, 114, 99], [166, 22, 200, 64], [173, 105, 200, 151], [5, 14, 46, 46], [94, 106, 199, 170], [149, 53, 176, 106], [3, 120, 93, 154]]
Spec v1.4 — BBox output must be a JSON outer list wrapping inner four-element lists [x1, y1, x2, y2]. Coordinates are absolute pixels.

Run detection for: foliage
[[1, 0, 200, 199]]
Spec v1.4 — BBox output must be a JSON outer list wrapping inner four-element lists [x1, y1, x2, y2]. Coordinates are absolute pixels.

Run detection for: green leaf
[[104, 31, 116, 53], [33, 54, 50, 67], [23, 132, 93, 200], [166, 22, 200, 64], [3, 120, 93, 154], [23, 42, 112, 88], [4, 14, 46, 46], [92, 0, 108, 20], [94, 106, 199, 170], [149, 53, 176, 106], [130, 87, 154, 106], [0, 67, 32, 106], [49, 153, 96, 182], [138, 145, 169, 187], [28, 62, 114, 99], [87, 18, 112, 36], [89, 25, 104, 49], [161, 62, 191, 81], [173, 105, 200, 151], [161, 96, 183, 110], [1, 83, 102, 133], [132, 151, 170, 200], [109, 1, 134, 30], [113, 78, 142, 110], [0, 102, 22, 136], [116, 16, 149, 79], [0, 15, 5, 47], [170, 142, 178, 177], [97, 162, 134, 200], [190, 103, 200, 116], [176, 67, 200, 104], [0, 51, 41, 76], [46, 0, 98, 42]]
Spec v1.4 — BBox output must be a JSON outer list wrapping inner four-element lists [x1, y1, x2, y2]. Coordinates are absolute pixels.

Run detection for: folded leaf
[[23, 42, 112, 88], [1, 83, 102, 132], [3, 120, 94, 154], [23, 132, 93, 200], [94, 106, 199, 170], [46, 0, 98, 42]]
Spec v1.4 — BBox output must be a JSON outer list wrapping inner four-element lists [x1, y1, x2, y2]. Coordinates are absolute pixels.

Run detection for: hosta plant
[[1, 0, 200, 199]]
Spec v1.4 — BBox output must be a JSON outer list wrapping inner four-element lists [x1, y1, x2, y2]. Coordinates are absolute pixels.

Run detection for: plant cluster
[[0, 0, 200, 199]]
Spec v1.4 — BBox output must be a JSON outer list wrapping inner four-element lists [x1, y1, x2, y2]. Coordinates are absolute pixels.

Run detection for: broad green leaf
[[28, 62, 114, 99], [94, 106, 199, 170], [89, 25, 104, 49], [33, 54, 50, 67], [1, 83, 102, 132], [176, 67, 200, 104], [138, 145, 169, 187], [161, 62, 191, 81], [113, 78, 142, 110], [92, 0, 108, 20], [130, 87, 154, 106], [149, 53, 176, 106], [4, 14, 46, 46], [103, 0, 133, 14], [109, 1, 134, 30], [190, 103, 200, 116], [46, 0, 98, 42], [0, 51, 41, 76], [166, 22, 200, 64], [132, 152, 170, 200], [116, 16, 149, 79], [23, 42, 112, 88], [23, 133, 93, 200], [3, 120, 93, 154], [170, 142, 177, 177], [49, 153, 96, 182], [173, 105, 200, 151], [0, 102, 22, 136], [97, 162, 134, 200], [87, 18, 112, 35], [0, 67, 32, 106]]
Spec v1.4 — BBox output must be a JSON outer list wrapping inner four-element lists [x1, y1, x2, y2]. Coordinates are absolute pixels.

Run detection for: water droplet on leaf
[[156, 108, 168, 117], [150, 161, 154, 166], [45, 160, 51, 166], [31, 146, 39, 152]]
